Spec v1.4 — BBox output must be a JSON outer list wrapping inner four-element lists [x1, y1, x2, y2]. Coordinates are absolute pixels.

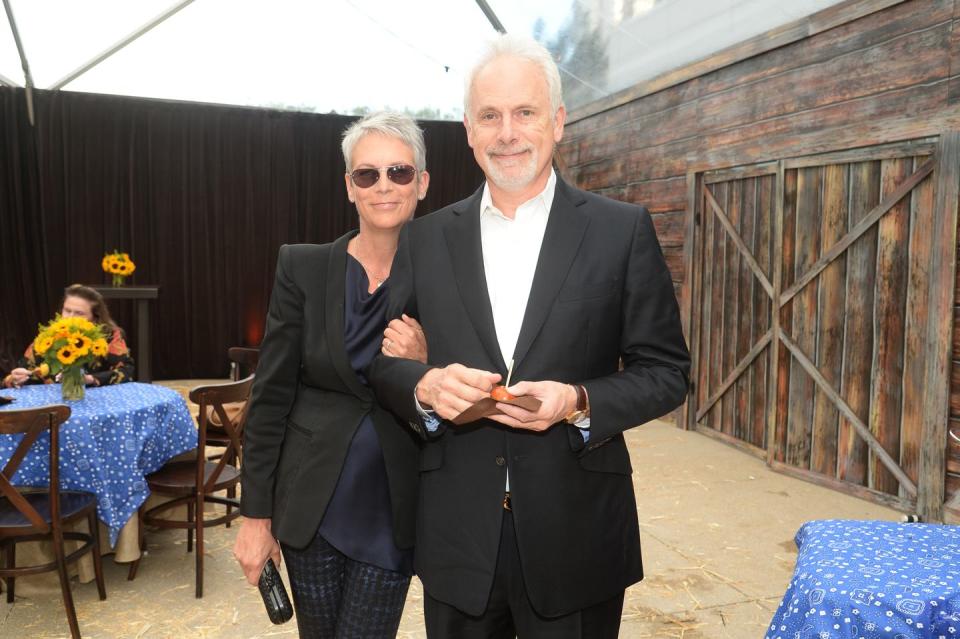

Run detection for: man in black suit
[[369, 34, 690, 637]]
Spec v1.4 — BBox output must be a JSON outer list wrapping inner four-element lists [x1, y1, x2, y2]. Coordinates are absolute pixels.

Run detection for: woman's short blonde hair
[[341, 111, 426, 172]]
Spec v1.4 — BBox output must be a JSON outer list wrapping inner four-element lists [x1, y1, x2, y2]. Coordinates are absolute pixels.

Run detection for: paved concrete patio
[[1, 407, 900, 638]]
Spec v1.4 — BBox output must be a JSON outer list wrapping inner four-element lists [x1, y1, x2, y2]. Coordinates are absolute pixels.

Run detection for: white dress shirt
[[418, 170, 589, 457], [480, 169, 556, 367]]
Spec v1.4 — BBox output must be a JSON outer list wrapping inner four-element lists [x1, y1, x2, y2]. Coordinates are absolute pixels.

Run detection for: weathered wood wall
[[559, 0, 960, 511]]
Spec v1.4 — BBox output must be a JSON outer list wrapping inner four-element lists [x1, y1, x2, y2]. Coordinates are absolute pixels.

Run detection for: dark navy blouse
[[316, 254, 413, 575]]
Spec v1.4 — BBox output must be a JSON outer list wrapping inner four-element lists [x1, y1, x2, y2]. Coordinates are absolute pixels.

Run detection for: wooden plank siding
[[774, 170, 798, 465], [721, 181, 741, 438], [810, 164, 848, 477], [902, 161, 937, 497], [868, 158, 911, 494], [736, 179, 756, 443], [837, 161, 880, 486], [919, 132, 960, 521], [708, 182, 727, 432], [560, 0, 960, 514], [786, 167, 823, 468], [696, 184, 714, 426], [752, 175, 775, 448]]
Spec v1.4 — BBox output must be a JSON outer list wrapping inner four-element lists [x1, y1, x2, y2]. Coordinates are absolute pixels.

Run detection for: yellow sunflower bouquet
[[33, 315, 109, 400], [102, 250, 136, 287]]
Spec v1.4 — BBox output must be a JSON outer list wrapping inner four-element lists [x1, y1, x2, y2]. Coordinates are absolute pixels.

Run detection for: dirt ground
[[0, 405, 900, 638]]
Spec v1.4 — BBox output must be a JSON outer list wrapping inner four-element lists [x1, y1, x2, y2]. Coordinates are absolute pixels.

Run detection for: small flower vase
[[61, 366, 85, 401], [111, 274, 125, 287]]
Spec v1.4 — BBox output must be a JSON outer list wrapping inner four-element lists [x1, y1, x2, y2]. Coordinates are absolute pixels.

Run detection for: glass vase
[[61, 366, 85, 401], [111, 274, 125, 287]]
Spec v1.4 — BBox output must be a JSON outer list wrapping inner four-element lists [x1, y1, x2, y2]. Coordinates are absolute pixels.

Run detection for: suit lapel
[[325, 230, 371, 399], [444, 191, 508, 375], [512, 179, 589, 369]]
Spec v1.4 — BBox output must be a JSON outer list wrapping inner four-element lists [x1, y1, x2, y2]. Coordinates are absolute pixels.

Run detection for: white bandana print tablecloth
[[0, 382, 197, 545], [767, 519, 960, 639]]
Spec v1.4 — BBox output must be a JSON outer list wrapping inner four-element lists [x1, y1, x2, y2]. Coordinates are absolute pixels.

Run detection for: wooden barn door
[[688, 164, 777, 457], [688, 136, 958, 521]]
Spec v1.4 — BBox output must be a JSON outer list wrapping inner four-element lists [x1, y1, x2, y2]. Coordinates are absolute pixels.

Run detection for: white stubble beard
[[484, 145, 538, 192]]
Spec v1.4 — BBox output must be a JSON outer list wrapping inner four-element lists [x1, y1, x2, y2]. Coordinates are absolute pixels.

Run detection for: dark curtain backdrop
[[0, 87, 484, 379]]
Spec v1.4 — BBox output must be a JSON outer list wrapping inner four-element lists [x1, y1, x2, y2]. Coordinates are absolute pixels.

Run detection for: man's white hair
[[463, 33, 563, 120], [341, 111, 426, 172]]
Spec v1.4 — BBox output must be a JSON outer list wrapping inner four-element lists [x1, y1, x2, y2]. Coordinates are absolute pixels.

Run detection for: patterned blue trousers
[[281, 532, 410, 638]]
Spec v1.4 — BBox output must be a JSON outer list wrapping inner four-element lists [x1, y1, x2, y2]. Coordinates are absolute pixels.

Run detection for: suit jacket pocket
[[577, 437, 633, 475], [420, 442, 443, 472]]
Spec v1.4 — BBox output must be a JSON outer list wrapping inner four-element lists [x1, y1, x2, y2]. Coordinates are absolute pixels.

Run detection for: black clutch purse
[[258, 558, 293, 625]]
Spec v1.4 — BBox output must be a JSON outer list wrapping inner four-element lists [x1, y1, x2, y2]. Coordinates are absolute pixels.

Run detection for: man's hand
[[488, 381, 577, 431], [383, 314, 427, 363], [233, 517, 282, 586], [416, 363, 500, 421]]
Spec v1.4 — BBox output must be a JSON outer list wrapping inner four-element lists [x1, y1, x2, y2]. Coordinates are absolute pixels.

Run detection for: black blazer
[[240, 232, 420, 550], [368, 178, 690, 617]]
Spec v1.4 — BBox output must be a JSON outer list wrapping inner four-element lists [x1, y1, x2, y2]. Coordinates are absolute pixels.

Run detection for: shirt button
[[495, 456, 505, 466]]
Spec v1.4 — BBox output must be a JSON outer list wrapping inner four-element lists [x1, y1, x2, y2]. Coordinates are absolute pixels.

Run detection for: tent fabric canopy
[[0, 0, 846, 120]]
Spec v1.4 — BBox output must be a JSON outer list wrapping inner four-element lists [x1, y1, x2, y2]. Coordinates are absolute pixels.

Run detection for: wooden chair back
[[190, 375, 254, 494], [0, 405, 71, 533]]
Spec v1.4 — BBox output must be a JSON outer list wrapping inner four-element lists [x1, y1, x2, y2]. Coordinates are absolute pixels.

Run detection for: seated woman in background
[[2, 283, 135, 388]]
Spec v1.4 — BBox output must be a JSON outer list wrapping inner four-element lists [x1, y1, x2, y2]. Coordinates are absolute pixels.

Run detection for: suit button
[[495, 456, 505, 466]]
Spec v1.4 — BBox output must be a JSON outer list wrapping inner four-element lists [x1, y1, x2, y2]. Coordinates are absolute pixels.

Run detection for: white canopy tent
[[0, 0, 846, 121]]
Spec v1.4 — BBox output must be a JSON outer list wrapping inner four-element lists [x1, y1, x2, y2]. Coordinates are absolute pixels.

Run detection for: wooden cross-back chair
[[0, 404, 106, 639], [131, 374, 254, 597]]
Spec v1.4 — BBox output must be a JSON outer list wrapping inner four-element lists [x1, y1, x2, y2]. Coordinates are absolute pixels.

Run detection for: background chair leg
[[88, 512, 107, 600], [53, 532, 82, 639], [128, 509, 145, 581], [225, 448, 237, 527], [187, 501, 194, 553], [127, 557, 141, 581], [225, 486, 235, 527], [195, 497, 204, 598], [5, 542, 15, 603]]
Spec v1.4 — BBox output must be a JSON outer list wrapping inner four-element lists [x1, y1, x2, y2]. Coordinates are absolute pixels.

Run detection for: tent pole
[[474, 0, 506, 33], [2, 0, 34, 124]]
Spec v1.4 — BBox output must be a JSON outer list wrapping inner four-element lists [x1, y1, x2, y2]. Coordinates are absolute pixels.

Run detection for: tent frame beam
[[49, 0, 196, 90], [0, 70, 19, 87]]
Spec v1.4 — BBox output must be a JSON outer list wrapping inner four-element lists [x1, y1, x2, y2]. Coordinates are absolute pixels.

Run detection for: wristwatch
[[564, 384, 590, 426]]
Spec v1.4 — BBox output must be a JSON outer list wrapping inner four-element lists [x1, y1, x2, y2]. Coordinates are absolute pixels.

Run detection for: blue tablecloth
[[767, 520, 960, 639], [0, 382, 197, 545]]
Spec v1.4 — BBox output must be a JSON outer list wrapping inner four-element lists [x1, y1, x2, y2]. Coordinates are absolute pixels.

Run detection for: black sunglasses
[[350, 164, 417, 188]]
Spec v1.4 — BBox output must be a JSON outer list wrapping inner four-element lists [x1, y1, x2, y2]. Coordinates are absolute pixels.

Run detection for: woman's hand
[[233, 517, 282, 586], [84, 374, 97, 386], [382, 314, 427, 363], [5, 368, 31, 387]]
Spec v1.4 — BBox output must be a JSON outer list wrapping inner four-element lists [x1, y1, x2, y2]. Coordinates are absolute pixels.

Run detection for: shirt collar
[[480, 168, 557, 221]]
